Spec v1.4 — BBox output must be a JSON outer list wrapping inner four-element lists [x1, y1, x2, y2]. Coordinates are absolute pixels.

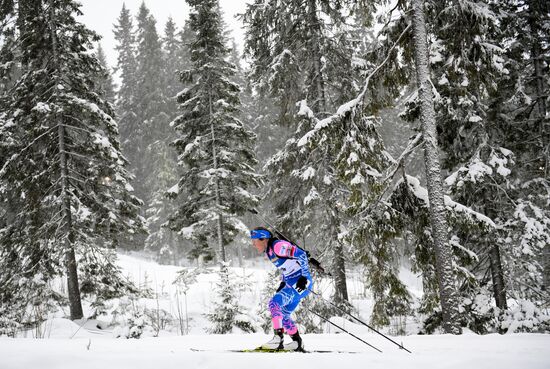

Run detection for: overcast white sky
[[78, 0, 250, 68]]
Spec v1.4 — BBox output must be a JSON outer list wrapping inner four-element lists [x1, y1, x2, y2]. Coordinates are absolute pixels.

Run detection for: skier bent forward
[[250, 227, 313, 351]]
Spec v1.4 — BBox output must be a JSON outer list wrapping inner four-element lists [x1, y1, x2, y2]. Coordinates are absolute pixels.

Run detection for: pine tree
[[142, 14, 182, 263], [401, 0, 548, 330], [408, 0, 461, 334], [0, 0, 144, 326], [483, 0, 550, 306], [120, 2, 182, 261], [359, 0, 549, 333], [168, 0, 260, 262], [163, 17, 183, 116], [243, 0, 363, 305], [205, 262, 256, 334], [95, 43, 116, 105], [133, 2, 169, 206], [177, 19, 194, 73], [113, 3, 138, 191]]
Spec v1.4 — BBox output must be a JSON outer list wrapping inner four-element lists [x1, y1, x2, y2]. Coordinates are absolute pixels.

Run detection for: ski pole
[[304, 307, 382, 353], [311, 291, 412, 353]]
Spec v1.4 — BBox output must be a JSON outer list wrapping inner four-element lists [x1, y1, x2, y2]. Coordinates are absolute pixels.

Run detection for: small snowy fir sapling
[[205, 262, 256, 334]]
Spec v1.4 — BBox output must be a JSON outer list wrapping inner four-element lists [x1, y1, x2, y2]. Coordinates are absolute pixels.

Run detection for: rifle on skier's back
[[248, 208, 329, 276]]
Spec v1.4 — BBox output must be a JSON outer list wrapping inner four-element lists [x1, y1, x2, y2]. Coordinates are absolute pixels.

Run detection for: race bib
[[279, 259, 301, 276]]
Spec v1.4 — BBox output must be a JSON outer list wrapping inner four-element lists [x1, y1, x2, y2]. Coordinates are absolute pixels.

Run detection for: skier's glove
[[276, 281, 286, 292], [295, 276, 308, 292]]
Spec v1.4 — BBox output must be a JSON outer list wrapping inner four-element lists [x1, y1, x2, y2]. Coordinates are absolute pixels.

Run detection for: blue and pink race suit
[[266, 239, 313, 335]]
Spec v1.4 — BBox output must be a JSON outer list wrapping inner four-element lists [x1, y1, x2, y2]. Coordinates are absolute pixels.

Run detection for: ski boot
[[260, 328, 284, 350], [283, 331, 304, 352]]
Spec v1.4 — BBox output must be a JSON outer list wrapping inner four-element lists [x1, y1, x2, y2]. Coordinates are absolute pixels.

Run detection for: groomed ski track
[[1, 331, 548, 369]]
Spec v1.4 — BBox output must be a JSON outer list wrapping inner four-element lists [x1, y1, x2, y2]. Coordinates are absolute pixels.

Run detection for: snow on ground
[[1, 253, 549, 369], [1, 331, 548, 369]]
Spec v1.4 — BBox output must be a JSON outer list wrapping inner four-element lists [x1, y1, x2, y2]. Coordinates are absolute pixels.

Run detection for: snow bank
[[18, 318, 98, 339]]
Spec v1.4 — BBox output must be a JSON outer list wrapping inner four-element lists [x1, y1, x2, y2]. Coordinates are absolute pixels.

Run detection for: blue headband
[[250, 229, 272, 239]]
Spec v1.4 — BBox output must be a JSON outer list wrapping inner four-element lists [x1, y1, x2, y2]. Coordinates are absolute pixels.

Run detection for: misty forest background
[[0, 0, 549, 337]]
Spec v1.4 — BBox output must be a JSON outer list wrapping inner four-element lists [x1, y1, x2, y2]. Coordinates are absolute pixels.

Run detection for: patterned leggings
[[268, 281, 311, 335]]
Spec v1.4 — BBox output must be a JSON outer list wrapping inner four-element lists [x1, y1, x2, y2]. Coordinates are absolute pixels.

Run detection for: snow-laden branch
[[355, 133, 423, 218], [297, 23, 412, 147], [403, 174, 496, 228], [0, 125, 57, 178], [67, 94, 117, 129]]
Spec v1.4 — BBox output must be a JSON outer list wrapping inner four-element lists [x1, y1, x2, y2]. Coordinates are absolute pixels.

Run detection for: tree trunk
[[332, 240, 349, 304], [59, 108, 83, 320], [49, 0, 83, 320], [484, 205, 507, 310], [410, 0, 460, 334], [489, 244, 507, 310], [209, 90, 225, 262]]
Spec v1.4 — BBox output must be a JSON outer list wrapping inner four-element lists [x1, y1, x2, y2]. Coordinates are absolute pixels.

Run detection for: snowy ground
[[1, 253, 548, 369], [1, 331, 549, 369]]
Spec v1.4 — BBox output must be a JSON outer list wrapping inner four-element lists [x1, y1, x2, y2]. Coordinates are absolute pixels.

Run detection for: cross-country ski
[[189, 347, 360, 354]]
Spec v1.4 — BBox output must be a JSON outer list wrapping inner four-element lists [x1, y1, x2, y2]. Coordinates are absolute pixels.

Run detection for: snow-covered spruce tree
[[177, 19, 194, 73], [113, 2, 138, 187], [294, 0, 478, 332], [143, 16, 183, 264], [365, 0, 548, 332], [145, 147, 179, 264], [481, 0, 550, 311], [112, 3, 151, 254], [0, 0, 144, 324], [351, 202, 412, 328], [133, 3, 170, 207], [291, 19, 414, 325], [168, 0, 260, 262], [0, 3, 51, 334], [147, 16, 197, 263], [405, 1, 515, 318], [243, 0, 362, 306], [228, 40, 254, 140], [402, 0, 548, 331], [408, 0, 461, 334], [95, 43, 116, 105], [388, 174, 498, 333], [205, 262, 256, 334], [352, 0, 497, 332], [130, 3, 183, 261], [163, 17, 185, 117]]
